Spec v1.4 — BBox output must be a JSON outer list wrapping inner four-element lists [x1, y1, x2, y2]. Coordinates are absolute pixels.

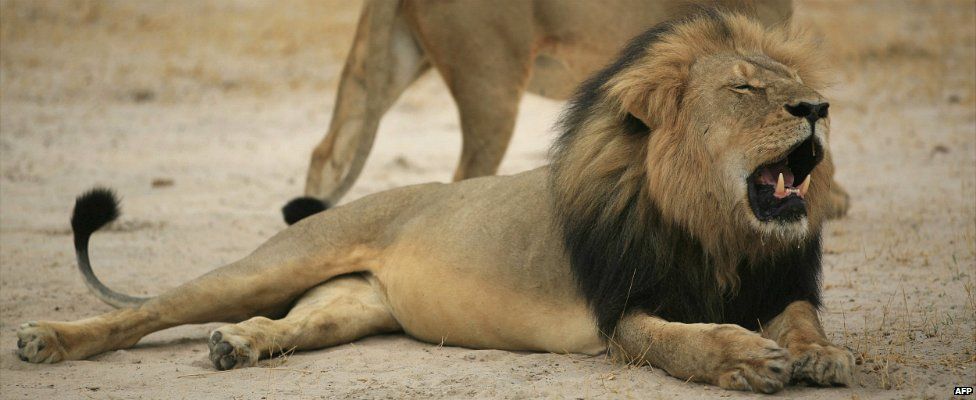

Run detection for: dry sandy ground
[[0, 1, 973, 399]]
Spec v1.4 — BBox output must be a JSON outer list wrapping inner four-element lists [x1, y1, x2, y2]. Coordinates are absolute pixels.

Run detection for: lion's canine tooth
[[799, 175, 811, 198], [775, 173, 786, 198]]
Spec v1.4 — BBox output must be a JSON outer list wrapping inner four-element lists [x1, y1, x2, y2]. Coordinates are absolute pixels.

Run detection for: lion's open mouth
[[747, 136, 824, 222]]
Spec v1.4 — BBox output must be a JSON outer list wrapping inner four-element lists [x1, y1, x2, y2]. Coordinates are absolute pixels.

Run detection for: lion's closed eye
[[731, 84, 763, 94]]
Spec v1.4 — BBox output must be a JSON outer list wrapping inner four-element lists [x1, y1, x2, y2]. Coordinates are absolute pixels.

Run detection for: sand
[[0, 0, 973, 398]]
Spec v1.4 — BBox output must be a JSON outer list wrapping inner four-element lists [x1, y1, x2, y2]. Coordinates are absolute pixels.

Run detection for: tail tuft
[[71, 188, 120, 248], [69, 187, 147, 308], [282, 197, 329, 225]]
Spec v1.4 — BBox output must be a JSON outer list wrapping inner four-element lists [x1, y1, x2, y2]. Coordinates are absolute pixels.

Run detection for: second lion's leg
[[207, 274, 400, 370], [821, 150, 851, 219], [824, 179, 851, 219], [304, 2, 429, 205], [449, 82, 524, 181], [611, 313, 791, 393], [762, 301, 855, 386], [408, 3, 533, 182]]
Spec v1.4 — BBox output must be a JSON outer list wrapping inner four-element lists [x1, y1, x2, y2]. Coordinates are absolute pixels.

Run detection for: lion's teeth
[[799, 175, 811, 198], [775, 173, 786, 198]]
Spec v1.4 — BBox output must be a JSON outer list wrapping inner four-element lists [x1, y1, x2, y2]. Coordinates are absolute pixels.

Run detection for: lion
[[17, 12, 854, 393], [286, 0, 851, 225]]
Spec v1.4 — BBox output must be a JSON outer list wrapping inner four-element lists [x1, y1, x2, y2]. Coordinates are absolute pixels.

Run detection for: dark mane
[[548, 12, 823, 337]]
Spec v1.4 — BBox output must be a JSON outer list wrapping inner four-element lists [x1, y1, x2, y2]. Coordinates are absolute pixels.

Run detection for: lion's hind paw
[[207, 328, 260, 370], [16, 321, 66, 364]]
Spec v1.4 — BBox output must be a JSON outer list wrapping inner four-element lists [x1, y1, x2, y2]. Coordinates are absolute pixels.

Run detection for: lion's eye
[[733, 84, 753, 91]]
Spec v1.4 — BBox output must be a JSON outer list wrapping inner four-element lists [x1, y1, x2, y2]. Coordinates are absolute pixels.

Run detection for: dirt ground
[[0, 0, 973, 399]]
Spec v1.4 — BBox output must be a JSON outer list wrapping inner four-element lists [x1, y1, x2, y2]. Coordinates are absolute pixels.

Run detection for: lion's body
[[347, 169, 602, 353], [18, 12, 855, 393]]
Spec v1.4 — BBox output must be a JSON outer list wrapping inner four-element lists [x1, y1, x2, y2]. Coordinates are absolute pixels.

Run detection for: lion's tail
[[71, 188, 150, 308]]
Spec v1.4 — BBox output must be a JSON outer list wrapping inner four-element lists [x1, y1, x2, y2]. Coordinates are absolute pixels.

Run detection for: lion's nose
[[784, 101, 829, 123]]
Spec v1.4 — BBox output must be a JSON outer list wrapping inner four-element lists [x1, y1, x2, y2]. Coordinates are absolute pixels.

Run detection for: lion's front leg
[[762, 301, 855, 386], [612, 312, 791, 393]]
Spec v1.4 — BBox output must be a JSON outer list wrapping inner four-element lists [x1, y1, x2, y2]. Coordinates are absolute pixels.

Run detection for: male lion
[[17, 12, 853, 393], [286, 0, 850, 224]]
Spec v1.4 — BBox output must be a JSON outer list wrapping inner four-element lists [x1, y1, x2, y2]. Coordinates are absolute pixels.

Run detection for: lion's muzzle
[[747, 135, 824, 222]]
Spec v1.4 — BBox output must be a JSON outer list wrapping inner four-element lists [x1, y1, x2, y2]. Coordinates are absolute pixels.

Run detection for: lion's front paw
[[208, 328, 259, 370], [790, 342, 854, 386], [16, 321, 66, 364], [708, 325, 791, 394]]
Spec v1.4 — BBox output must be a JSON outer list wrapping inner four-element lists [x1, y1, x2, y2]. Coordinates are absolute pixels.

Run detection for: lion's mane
[[548, 10, 827, 337]]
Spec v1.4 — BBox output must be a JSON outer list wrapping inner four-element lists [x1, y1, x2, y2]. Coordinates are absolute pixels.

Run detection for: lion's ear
[[644, 80, 685, 129], [624, 98, 654, 129], [613, 76, 685, 130], [606, 50, 688, 130]]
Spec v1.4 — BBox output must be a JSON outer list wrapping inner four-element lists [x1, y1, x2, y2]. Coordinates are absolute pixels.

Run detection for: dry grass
[[840, 285, 974, 390]]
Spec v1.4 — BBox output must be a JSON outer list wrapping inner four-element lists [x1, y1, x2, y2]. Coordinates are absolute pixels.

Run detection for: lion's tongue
[[757, 161, 795, 187]]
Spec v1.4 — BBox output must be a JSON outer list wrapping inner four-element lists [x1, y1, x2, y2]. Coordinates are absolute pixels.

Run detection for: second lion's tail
[[71, 188, 150, 308]]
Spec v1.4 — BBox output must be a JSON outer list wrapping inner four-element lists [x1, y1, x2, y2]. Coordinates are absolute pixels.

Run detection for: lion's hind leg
[[16, 309, 149, 363], [207, 274, 399, 370]]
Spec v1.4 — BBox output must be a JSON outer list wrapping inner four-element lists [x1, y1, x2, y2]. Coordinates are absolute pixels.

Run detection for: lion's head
[[550, 10, 832, 336], [606, 12, 833, 244]]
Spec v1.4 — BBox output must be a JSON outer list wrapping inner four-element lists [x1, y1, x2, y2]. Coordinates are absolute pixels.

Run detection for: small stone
[[151, 178, 174, 188], [131, 89, 155, 103]]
